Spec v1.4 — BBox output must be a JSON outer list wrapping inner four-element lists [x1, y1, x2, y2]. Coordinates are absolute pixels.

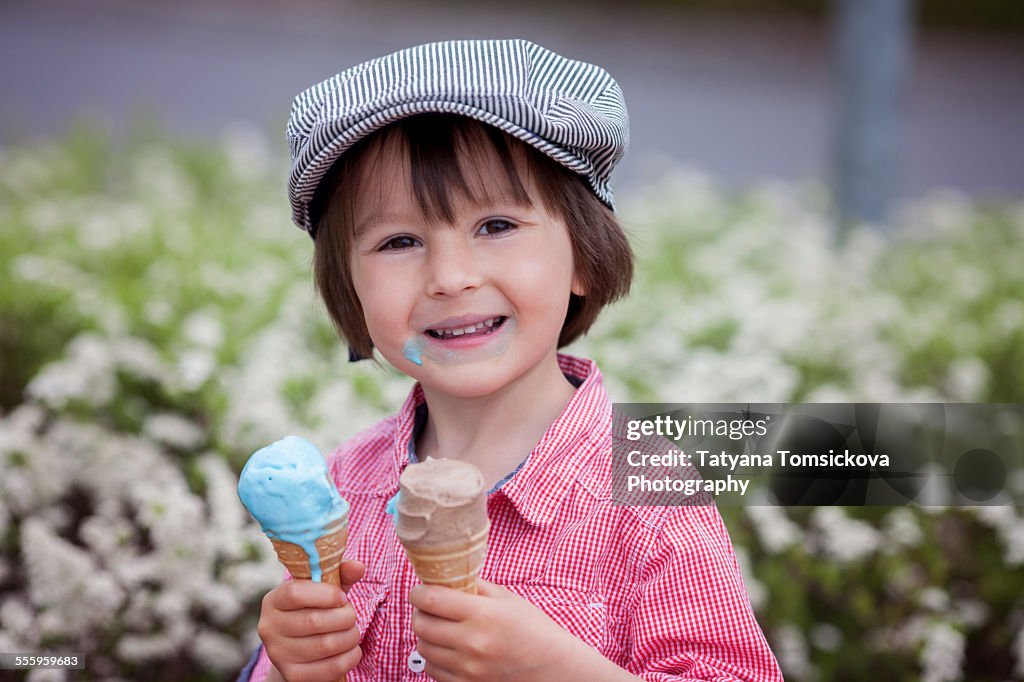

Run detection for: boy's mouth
[[425, 316, 507, 340]]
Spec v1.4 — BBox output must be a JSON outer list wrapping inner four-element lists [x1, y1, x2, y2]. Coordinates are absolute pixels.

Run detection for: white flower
[[112, 556, 162, 591], [968, 505, 1024, 566], [944, 357, 989, 401], [1014, 625, 1024, 677], [1001, 519, 1024, 566], [113, 337, 171, 384], [11, 254, 91, 292], [311, 379, 394, 445], [202, 582, 244, 626], [79, 515, 135, 558], [120, 590, 156, 630], [918, 587, 949, 612], [24, 200, 66, 234], [21, 518, 125, 637], [197, 453, 249, 559], [221, 551, 284, 601], [153, 590, 190, 623], [882, 509, 924, 549], [0, 598, 37, 646], [0, 405, 70, 514], [183, 309, 225, 350], [745, 505, 802, 555], [812, 507, 881, 562], [919, 621, 965, 682], [131, 147, 196, 210], [130, 480, 215, 586], [774, 623, 814, 681], [26, 333, 117, 410], [193, 628, 245, 672], [733, 546, 766, 611], [0, 145, 68, 194], [142, 413, 205, 451], [144, 298, 174, 325], [177, 348, 217, 391], [116, 631, 181, 664], [952, 599, 989, 628], [26, 669, 67, 682], [810, 623, 842, 652]]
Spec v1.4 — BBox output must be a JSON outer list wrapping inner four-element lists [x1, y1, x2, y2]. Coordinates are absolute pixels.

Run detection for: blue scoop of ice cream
[[237, 436, 349, 581]]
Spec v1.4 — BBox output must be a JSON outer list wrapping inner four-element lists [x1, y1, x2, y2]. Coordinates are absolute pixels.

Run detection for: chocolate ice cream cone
[[400, 521, 489, 594], [394, 458, 490, 594]]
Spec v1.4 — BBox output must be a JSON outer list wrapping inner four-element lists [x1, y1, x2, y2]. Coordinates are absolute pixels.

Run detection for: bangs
[[339, 114, 537, 239]]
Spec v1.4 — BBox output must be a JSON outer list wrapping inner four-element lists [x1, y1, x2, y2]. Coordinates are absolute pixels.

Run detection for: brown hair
[[311, 113, 633, 360]]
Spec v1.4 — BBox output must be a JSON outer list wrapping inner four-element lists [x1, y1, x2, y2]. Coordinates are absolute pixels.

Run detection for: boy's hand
[[258, 560, 366, 682], [410, 579, 636, 682]]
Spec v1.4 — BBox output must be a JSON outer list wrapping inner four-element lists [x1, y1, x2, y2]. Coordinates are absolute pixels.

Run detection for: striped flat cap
[[286, 39, 629, 236]]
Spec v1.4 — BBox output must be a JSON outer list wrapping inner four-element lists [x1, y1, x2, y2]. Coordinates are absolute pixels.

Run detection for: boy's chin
[[417, 369, 512, 400]]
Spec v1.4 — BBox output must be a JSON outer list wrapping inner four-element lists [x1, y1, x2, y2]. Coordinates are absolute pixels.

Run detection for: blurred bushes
[[0, 129, 1022, 680]]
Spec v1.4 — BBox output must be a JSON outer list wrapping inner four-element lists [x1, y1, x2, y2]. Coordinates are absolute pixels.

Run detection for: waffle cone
[[400, 522, 489, 594], [269, 513, 349, 585]]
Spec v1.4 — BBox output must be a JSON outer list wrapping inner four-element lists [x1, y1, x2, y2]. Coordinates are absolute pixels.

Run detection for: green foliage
[[1, 130, 1022, 680]]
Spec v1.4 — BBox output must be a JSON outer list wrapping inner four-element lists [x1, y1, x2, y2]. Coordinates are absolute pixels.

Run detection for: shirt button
[[408, 650, 426, 673]]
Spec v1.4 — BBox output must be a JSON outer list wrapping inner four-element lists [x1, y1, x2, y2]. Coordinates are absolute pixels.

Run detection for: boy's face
[[347, 137, 583, 399]]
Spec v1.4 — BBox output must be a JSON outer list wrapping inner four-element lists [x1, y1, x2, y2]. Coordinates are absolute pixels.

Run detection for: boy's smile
[[423, 314, 506, 341], [406, 314, 516, 370], [347, 137, 582, 400]]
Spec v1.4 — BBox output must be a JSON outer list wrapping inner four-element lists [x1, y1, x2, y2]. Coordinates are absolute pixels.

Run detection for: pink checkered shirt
[[247, 354, 781, 681]]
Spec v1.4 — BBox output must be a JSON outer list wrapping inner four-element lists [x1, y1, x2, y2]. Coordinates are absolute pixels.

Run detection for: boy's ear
[[571, 272, 586, 297]]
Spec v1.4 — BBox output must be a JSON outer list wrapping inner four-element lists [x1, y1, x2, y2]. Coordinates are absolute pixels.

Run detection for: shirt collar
[[389, 353, 611, 527]]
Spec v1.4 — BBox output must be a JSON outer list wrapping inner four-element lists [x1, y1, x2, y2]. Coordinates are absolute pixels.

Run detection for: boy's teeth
[[431, 316, 502, 338]]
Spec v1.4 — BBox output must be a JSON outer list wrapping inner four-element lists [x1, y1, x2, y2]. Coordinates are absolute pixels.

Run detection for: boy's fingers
[[474, 579, 507, 598], [281, 626, 361, 661], [411, 606, 462, 648], [408, 584, 474, 620], [416, 641, 460, 682], [424, 664, 458, 682], [339, 559, 366, 593], [277, 604, 357, 637], [279, 646, 362, 682], [271, 580, 346, 610]]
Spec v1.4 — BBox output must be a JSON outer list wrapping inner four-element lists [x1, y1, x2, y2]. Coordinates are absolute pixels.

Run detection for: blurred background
[[1, 1, 1022, 680], [3, 0, 1024, 204]]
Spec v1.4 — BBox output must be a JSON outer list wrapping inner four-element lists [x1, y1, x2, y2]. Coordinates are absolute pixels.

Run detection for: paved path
[[2, 0, 1022, 200]]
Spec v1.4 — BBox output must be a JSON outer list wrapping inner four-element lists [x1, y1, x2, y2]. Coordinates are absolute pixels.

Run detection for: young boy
[[241, 39, 781, 681]]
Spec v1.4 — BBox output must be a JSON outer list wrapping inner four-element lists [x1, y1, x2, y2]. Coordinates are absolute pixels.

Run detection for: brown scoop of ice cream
[[395, 457, 487, 545]]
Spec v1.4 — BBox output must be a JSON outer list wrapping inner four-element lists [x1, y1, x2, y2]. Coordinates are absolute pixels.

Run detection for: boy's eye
[[379, 235, 420, 251], [478, 219, 516, 236]]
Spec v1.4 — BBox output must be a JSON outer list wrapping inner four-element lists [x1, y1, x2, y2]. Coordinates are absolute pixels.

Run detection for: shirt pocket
[[504, 584, 609, 651]]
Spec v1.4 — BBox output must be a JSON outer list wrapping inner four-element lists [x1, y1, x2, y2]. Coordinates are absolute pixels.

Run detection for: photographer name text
[[624, 448, 892, 496]]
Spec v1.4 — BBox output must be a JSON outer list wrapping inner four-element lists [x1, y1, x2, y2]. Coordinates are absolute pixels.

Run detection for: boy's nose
[[425, 237, 483, 297]]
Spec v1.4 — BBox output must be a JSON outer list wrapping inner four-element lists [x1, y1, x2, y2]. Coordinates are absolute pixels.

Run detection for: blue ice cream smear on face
[[402, 336, 424, 366], [237, 436, 349, 582]]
